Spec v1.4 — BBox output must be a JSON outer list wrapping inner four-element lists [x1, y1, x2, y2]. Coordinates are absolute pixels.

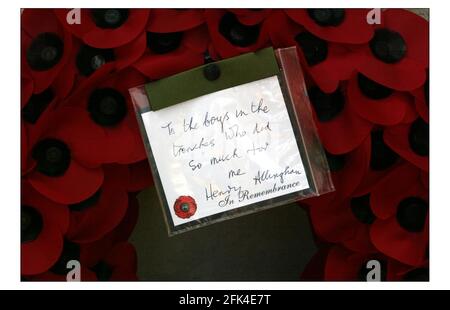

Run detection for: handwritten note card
[[141, 76, 310, 226]]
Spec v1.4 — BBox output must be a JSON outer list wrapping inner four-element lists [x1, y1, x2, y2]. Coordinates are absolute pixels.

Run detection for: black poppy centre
[[308, 87, 345, 122], [350, 194, 376, 225], [146, 32, 184, 54], [218, 12, 260, 47], [358, 73, 393, 100], [408, 118, 429, 157], [21, 205, 43, 243], [22, 88, 55, 124], [370, 29, 407, 64], [88, 88, 127, 127], [76, 45, 115, 76], [370, 130, 398, 171], [50, 240, 81, 275], [307, 9, 346, 27], [92, 261, 114, 281], [295, 32, 328, 66], [32, 138, 71, 177], [91, 9, 129, 29], [26, 32, 64, 71], [325, 151, 346, 172], [396, 197, 428, 233], [69, 190, 102, 212]]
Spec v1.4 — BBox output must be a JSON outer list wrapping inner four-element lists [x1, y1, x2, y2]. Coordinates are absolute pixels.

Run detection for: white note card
[[141, 76, 310, 226]]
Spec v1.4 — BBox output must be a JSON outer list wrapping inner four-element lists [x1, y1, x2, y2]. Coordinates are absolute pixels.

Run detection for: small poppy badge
[[173, 196, 197, 219]]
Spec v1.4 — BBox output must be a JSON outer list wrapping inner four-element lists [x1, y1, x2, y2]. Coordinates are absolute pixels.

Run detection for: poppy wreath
[[21, 9, 429, 281]]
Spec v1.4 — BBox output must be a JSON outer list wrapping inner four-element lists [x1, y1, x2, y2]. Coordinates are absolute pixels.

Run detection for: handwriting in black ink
[[251, 98, 270, 114], [235, 108, 249, 118], [228, 168, 246, 179], [188, 160, 202, 171], [203, 111, 230, 132], [253, 166, 303, 185], [246, 142, 269, 155], [161, 122, 175, 135], [224, 124, 246, 140], [210, 148, 241, 166], [172, 137, 215, 157], [253, 121, 272, 135], [183, 116, 198, 132]]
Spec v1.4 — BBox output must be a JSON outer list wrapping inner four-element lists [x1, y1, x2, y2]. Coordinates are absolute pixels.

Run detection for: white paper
[[141, 76, 310, 226]]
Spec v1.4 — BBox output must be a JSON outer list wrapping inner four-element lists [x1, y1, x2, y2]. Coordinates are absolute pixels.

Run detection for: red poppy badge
[[173, 196, 197, 219]]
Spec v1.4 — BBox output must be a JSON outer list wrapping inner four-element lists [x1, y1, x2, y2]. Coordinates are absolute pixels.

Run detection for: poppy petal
[[67, 165, 129, 243], [382, 9, 429, 67], [115, 32, 147, 70], [354, 45, 426, 91], [22, 10, 73, 93], [347, 73, 410, 126], [147, 9, 205, 33], [128, 160, 153, 192], [286, 9, 374, 44], [56, 9, 150, 49], [134, 48, 204, 80], [312, 90, 373, 155], [111, 194, 140, 243], [370, 162, 427, 219], [228, 9, 272, 26], [327, 135, 371, 198], [205, 9, 270, 58], [371, 216, 428, 266], [105, 242, 137, 275], [384, 119, 429, 171], [28, 159, 104, 205], [21, 226, 63, 275]]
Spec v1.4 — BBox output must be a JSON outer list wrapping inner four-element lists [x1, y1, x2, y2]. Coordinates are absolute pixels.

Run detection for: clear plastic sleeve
[[129, 47, 334, 235]]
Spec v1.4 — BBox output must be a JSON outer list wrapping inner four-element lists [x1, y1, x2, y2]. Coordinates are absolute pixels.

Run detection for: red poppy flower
[[64, 68, 148, 165], [347, 72, 416, 126], [267, 11, 361, 93], [22, 9, 73, 94], [66, 165, 129, 243], [308, 83, 373, 154], [133, 24, 209, 80], [308, 192, 377, 254], [21, 181, 69, 275], [205, 9, 271, 58], [147, 9, 205, 32], [25, 105, 105, 204], [54, 9, 149, 49], [370, 163, 428, 266], [174, 196, 197, 219], [384, 116, 429, 172], [54, 33, 147, 95], [352, 9, 428, 91], [21, 81, 75, 176], [128, 160, 154, 192], [285, 9, 374, 44], [324, 245, 404, 281]]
